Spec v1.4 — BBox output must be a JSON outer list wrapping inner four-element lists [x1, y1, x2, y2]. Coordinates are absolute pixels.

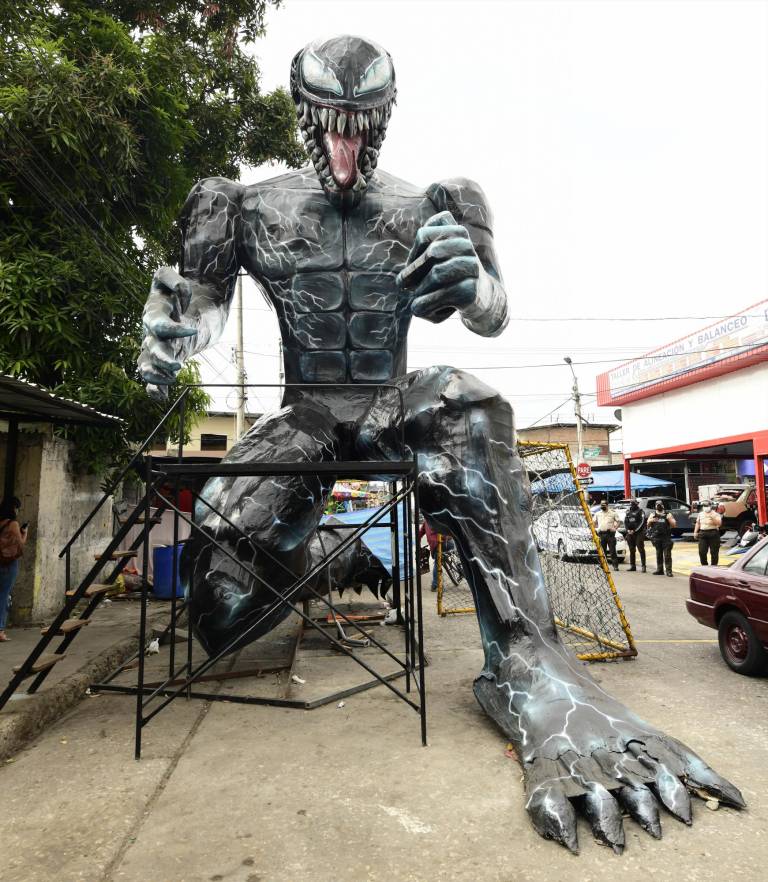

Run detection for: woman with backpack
[[0, 496, 28, 641]]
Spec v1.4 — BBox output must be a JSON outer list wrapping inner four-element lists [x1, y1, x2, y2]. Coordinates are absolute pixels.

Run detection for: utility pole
[[235, 273, 246, 440], [564, 356, 584, 465]]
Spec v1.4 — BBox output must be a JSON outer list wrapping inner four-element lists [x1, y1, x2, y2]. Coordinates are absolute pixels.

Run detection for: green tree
[[0, 1, 302, 472]]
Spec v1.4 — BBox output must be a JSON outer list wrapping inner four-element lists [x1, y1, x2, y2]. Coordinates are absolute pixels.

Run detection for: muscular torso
[[236, 168, 435, 386]]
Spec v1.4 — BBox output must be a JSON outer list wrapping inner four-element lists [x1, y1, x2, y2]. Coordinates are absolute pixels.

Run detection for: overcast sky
[[196, 0, 768, 439]]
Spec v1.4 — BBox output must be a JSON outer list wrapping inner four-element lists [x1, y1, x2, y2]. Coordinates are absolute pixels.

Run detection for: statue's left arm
[[397, 177, 508, 337]]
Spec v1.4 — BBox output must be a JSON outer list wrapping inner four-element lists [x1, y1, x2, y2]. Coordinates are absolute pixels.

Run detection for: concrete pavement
[[0, 599, 167, 763], [1, 571, 766, 882]]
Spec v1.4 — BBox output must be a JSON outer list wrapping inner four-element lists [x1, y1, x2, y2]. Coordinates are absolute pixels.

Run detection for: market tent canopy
[[532, 470, 674, 495], [321, 503, 409, 577], [0, 374, 121, 426]]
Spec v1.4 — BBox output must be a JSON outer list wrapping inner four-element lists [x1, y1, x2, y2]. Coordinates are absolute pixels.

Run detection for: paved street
[[1, 569, 766, 882]]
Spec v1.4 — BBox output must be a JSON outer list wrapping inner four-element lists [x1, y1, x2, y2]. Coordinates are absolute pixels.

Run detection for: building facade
[[517, 421, 620, 466], [597, 299, 768, 520]]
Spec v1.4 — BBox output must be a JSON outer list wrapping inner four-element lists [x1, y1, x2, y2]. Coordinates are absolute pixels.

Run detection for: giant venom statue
[[138, 35, 744, 853]]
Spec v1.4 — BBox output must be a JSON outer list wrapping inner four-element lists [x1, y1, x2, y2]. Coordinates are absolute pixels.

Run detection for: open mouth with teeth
[[296, 98, 393, 196]]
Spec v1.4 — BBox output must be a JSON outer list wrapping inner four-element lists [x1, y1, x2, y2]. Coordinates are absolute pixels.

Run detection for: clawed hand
[[138, 266, 197, 398], [397, 210, 482, 322]]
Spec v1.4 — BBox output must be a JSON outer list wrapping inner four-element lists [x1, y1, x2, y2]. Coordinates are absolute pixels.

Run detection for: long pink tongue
[[323, 131, 363, 188]]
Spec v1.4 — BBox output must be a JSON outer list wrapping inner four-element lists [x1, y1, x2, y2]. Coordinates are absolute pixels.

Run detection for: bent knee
[[418, 365, 509, 413]]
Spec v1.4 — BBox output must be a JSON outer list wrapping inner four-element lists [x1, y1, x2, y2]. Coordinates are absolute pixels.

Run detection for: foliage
[[0, 1, 303, 473]]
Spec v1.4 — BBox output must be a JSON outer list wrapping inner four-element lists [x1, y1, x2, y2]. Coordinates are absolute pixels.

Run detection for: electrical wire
[[448, 312, 768, 323], [409, 342, 768, 371]]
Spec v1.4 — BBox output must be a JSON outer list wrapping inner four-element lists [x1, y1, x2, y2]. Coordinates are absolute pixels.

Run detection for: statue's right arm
[[138, 177, 244, 399]]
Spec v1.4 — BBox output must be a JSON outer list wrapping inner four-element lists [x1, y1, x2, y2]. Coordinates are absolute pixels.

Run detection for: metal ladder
[[0, 487, 167, 710]]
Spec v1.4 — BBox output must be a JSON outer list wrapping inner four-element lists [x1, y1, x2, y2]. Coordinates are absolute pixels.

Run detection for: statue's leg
[[182, 399, 340, 657], [359, 366, 744, 853]]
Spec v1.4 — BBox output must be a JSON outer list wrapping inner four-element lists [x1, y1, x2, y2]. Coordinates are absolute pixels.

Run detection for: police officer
[[646, 501, 676, 577], [624, 498, 647, 573], [594, 499, 620, 571], [694, 500, 723, 565]]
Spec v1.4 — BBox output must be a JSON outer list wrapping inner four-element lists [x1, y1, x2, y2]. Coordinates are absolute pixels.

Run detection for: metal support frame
[[87, 383, 427, 758]]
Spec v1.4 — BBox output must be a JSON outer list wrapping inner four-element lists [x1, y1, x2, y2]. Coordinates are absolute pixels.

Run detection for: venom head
[[291, 35, 396, 206]]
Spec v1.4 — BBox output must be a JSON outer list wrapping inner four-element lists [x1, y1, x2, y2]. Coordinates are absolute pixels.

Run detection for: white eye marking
[[354, 55, 391, 96], [302, 50, 343, 96]]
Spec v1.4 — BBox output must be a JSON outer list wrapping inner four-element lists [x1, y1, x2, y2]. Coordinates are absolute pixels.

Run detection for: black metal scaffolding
[[89, 383, 427, 758]]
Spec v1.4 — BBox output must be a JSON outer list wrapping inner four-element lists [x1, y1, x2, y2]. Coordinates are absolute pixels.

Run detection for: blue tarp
[[532, 469, 674, 495], [321, 503, 409, 576]]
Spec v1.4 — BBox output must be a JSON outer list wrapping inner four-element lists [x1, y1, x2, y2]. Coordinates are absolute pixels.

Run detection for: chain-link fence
[[436, 441, 636, 661]]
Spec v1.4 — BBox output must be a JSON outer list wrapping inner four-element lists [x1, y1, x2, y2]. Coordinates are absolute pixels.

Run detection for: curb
[[0, 611, 165, 763]]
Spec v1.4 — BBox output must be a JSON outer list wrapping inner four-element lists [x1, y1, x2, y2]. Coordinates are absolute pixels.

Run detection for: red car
[[687, 537, 768, 675]]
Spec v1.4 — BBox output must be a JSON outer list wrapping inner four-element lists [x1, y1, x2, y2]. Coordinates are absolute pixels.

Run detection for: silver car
[[534, 508, 626, 562]]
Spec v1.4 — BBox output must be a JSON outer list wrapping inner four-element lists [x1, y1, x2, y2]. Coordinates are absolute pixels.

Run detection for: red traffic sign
[[576, 462, 592, 479]]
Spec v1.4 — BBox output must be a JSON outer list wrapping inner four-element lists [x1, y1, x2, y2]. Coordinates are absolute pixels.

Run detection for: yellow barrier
[[433, 440, 637, 662]]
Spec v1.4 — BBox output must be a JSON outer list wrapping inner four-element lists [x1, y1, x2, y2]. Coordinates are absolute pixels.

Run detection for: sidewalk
[[0, 599, 168, 762], [1, 571, 766, 882], [669, 538, 739, 577]]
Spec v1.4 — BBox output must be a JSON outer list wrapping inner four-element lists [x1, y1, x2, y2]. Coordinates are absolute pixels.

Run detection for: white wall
[[0, 429, 112, 624], [622, 363, 768, 456]]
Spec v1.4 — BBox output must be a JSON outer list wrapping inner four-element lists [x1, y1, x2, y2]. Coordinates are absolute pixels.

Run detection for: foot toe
[[630, 743, 692, 824], [617, 785, 662, 839], [526, 786, 579, 854], [582, 784, 625, 853], [685, 759, 746, 809]]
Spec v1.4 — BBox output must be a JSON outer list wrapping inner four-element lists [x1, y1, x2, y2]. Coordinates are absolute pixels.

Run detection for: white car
[[533, 508, 626, 562]]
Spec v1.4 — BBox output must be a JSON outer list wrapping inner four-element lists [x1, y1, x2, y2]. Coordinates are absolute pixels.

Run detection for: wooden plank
[[13, 654, 66, 675], [66, 583, 114, 599], [93, 549, 138, 560], [41, 619, 89, 636]]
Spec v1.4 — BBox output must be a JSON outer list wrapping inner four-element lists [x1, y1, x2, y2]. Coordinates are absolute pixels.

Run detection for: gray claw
[[685, 760, 746, 809], [652, 764, 693, 825], [147, 382, 169, 402], [617, 785, 662, 839], [583, 784, 625, 854], [527, 787, 579, 854]]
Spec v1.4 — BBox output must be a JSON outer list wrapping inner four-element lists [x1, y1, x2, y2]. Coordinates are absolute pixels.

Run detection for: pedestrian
[[694, 499, 723, 566], [623, 498, 647, 572], [594, 499, 620, 571], [418, 518, 440, 591], [646, 501, 676, 577], [0, 496, 28, 642]]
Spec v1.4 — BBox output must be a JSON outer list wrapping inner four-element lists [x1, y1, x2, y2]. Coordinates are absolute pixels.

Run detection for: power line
[[525, 396, 574, 428], [450, 312, 768, 323], [409, 342, 768, 371]]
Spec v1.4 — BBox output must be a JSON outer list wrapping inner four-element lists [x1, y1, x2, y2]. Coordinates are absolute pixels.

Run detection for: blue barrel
[[152, 544, 185, 599]]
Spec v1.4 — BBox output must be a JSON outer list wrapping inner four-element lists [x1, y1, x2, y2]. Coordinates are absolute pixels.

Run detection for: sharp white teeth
[[362, 112, 370, 131], [320, 108, 329, 130], [311, 106, 319, 124], [336, 111, 346, 134], [348, 114, 356, 136], [356, 111, 365, 130], [303, 102, 312, 124], [327, 108, 336, 131]]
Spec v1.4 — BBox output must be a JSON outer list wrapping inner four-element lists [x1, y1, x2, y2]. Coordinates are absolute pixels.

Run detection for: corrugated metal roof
[[0, 374, 122, 426]]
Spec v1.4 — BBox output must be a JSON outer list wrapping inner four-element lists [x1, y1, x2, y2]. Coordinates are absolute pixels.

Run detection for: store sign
[[576, 462, 592, 479], [583, 446, 602, 459], [602, 299, 768, 401]]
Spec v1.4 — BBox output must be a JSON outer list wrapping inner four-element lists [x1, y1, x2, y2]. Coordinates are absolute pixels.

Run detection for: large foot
[[474, 640, 745, 854]]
